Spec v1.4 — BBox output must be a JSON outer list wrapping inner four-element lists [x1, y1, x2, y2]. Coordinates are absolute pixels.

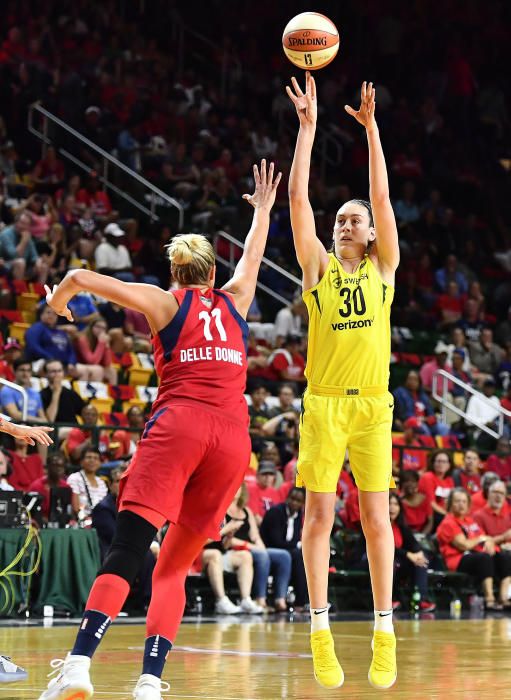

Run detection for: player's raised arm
[[345, 82, 399, 277], [222, 159, 281, 318], [44, 272, 175, 335], [287, 71, 329, 290]]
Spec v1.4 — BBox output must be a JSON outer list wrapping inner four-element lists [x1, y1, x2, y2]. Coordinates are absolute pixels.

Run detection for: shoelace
[[373, 638, 395, 673], [314, 639, 337, 671], [47, 659, 66, 678]]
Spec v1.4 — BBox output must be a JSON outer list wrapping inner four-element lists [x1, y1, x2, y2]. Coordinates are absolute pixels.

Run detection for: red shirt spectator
[[8, 446, 44, 491], [400, 469, 433, 533], [458, 471, 481, 494], [474, 505, 511, 542], [419, 343, 453, 394], [485, 438, 511, 481], [437, 512, 486, 570], [266, 336, 306, 384], [392, 420, 429, 472], [246, 462, 283, 523], [342, 487, 361, 531], [402, 497, 433, 533], [28, 475, 70, 519], [27, 452, 70, 520], [419, 471, 455, 510]]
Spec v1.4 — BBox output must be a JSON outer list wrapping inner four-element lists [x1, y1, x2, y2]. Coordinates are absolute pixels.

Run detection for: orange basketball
[[282, 12, 339, 71]]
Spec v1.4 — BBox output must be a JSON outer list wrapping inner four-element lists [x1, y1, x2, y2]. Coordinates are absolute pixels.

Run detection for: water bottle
[[286, 586, 296, 606], [195, 595, 203, 615], [450, 598, 462, 618], [410, 586, 421, 614]]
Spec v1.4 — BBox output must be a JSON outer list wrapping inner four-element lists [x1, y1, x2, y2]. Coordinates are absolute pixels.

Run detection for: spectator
[[76, 174, 114, 224], [40, 359, 86, 426], [418, 449, 455, 528], [24, 193, 57, 242], [446, 328, 472, 373], [260, 487, 308, 610], [485, 437, 511, 482], [393, 181, 420, 227], [470, 472, 501, 514], [265, 334, 306, 390], [262, 412, 299, 467], [248, 383, 271, 445], [437, 488, 511, 610], [267, 384, 299, 418], [474, 480, 511, 550], [468, 328, 504, 379], [458, 298, 485, 342], [392, 418, 429, 473], [0, 448, 14, 491], [0, 358, 47, 424], [435, 255, 468, 295], [436, 281, 465, 329], [225, 484, 291, 612], [465, 378, 504, 447], [393, 370, 448, 436], [419, 341, 453, 396], [67, 447, 108, 519], [75, 317, 118, 384], [65, 404, 110, 463], [399, 470, 433, 534], [124, 308, 152, 353], [246, 461, 283, 527], [67, 292, 100, 331], [450, 449, 481, 497], [27, 451, 71, 521], [92, 467, 156, 610], [7, 436, 44, 491], [273, 295, 307, 347], [94, 223, 135, 282], [449, 349, 473, 408], [24, 304, 83, 377], [495, 306, 511, 348], [202, 517, 264, 615], [32, 145, 65, 187], [0, 338, 22, 381], [0, 210, 48, 282], [110, 406, 145, 459]]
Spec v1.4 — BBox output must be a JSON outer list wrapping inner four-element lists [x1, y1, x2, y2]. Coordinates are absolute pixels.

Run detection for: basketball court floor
[[0, 614, 509, 699]]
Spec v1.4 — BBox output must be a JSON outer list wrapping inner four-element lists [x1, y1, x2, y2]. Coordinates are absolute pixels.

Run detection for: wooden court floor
[[1, 617, 510, 699]]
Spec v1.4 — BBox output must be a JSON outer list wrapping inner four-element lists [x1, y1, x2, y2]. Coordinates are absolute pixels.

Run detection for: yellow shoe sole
[[368, 670, 397, 690], [314, 670, 345, 689]]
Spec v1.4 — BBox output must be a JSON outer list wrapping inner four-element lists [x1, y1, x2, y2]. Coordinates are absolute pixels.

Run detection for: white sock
[[311, 606, 330, 633], [374, 609, 394, 634]]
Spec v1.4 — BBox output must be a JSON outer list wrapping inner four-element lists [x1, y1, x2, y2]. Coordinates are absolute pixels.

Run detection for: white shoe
[[0, 655, 28, 683], [38, 654, 93, 700], [240, 598, 264, 614], [215, 596, 242, 614], [133, 674, 170, 699]]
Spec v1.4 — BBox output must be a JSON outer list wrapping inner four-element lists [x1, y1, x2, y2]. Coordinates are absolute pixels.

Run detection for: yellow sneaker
[[368, 631, 397, 689], [310, 629, 344, 689]]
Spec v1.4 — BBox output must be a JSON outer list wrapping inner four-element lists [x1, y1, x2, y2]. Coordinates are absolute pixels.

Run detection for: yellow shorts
[[296, 387, 394, 493]]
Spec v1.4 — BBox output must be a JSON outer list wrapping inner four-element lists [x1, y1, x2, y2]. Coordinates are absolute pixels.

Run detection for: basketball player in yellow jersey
[[287, 73, 400, 690]]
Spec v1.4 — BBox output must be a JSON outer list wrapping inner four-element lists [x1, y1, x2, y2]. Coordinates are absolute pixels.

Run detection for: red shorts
[[118, 403, 251, 539]]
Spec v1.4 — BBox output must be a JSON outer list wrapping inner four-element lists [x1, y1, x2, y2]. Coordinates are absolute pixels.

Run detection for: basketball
[[282, 12, 339, 71]]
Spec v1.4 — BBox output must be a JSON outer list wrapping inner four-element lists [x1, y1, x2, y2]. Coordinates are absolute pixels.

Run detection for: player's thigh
[[297, 394, 348, 492], [348, 396, 393, 492]]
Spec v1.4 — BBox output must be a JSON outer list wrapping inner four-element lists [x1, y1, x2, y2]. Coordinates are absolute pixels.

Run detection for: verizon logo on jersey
[[180, 346, 243, 366]]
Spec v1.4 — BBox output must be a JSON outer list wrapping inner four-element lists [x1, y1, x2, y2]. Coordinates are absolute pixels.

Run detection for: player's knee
[[99, 510, 157, 585], [305, 505, 335, 532], [360, 509, 389, 537]]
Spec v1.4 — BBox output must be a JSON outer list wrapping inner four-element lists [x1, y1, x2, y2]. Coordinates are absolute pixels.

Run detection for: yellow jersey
[[303, 253, 394, 391]]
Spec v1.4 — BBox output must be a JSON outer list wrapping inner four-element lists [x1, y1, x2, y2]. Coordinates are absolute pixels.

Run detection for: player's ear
[[368, 227, 376, 242]]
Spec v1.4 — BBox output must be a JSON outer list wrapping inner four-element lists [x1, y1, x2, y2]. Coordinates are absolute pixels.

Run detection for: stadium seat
[[101, 412, 129, 427], [17, 292, 40, 314], [128, 366, 153, 386], [90, 397, 114, 413], [109, 384, 135, 402], [136, 385, 157, 403], [8, 321, 30, 343], [73, 380, 110, 400]]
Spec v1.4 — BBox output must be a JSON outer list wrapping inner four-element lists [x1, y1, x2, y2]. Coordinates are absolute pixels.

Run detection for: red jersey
[[401, 495, 433, 532], [418, 472, 454, 509], [437, 514, 488, 571], [151, 288, 248, 423]]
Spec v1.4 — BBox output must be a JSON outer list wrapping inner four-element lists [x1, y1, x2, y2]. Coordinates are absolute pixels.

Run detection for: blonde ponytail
[[166, 233, 215, 286]]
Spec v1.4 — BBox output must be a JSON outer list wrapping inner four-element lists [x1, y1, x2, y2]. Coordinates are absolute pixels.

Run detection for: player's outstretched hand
[[242, 159, 282, 212], [44, 283, 74, 322], [286, 71, 317, 130], [345, 81, 377, 132], [5, 423, 54, 446]]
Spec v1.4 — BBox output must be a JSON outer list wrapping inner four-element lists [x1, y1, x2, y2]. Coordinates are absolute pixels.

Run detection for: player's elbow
[[288, 188, 308, 204]]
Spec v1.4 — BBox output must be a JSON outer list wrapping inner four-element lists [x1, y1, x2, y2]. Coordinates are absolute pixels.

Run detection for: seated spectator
[[449, 349, 473, 409], [92, 466, 156, 611], [28, 451, 71, 521], [67, 292, 100, 331], [400, 470, 433, 534], [452, 449, 482, 494], [446, 327, 472, 373], [246, 461, 283, 527], [470, 472, 502, 514], [436, 281, 465, 329], [76, 173, 114, 224], [24, 304, 85, 379], [95, 223, 135, 282], [468, 328, 504, 381], [458, 298, 485, 343], [7, 437, 44, 491], [0, 338, 22, 381], [24, 193, 57, 242], [0, 210, 48, 282], [268, 384, 300, 419], [474, 480, 511, 550], [273, 295, 307, 347], [265, 334, 306, 391], [435, 254, 469, 295], [260, 487, 308, 610], [67, 448, 108, 519], [437, 488, 511, 610], [75, 318, 118, 384], [0, 448, 14, 490], [225, 484, 291, 612], [65, 404, 111, 463], [124, 308, 152, 353], [393, 370, 449, 436], [32, 145, 65, 188], [110, 406, 145, 459], [465, 379, 505, 448], [357, 493, 435, 611], [392, 417, 429, 473], [263, 413, 299, 467], [248, 383, 271, 449], [0, 358, 48, 424], [419, 341, 453, 396], [485, 437, 511, 481], [202, 519, 263, 615], [40, 359, 86, 427], [418, 450, 455, 528]]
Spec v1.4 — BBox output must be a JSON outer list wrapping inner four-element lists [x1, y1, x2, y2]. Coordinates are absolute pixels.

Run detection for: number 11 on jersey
[[199, 309, 227, 341]]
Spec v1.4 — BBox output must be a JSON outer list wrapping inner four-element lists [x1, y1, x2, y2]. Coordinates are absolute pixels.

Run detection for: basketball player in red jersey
[[38, 160, 281, 700]]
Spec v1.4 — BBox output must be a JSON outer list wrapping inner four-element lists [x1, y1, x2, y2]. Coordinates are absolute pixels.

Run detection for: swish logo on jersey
[[199, 295, 212, 308], [331, 317, 374, 331]]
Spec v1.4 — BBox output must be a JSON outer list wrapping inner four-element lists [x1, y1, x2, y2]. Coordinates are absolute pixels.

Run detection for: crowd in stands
[[0, 0, 510, 613]]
